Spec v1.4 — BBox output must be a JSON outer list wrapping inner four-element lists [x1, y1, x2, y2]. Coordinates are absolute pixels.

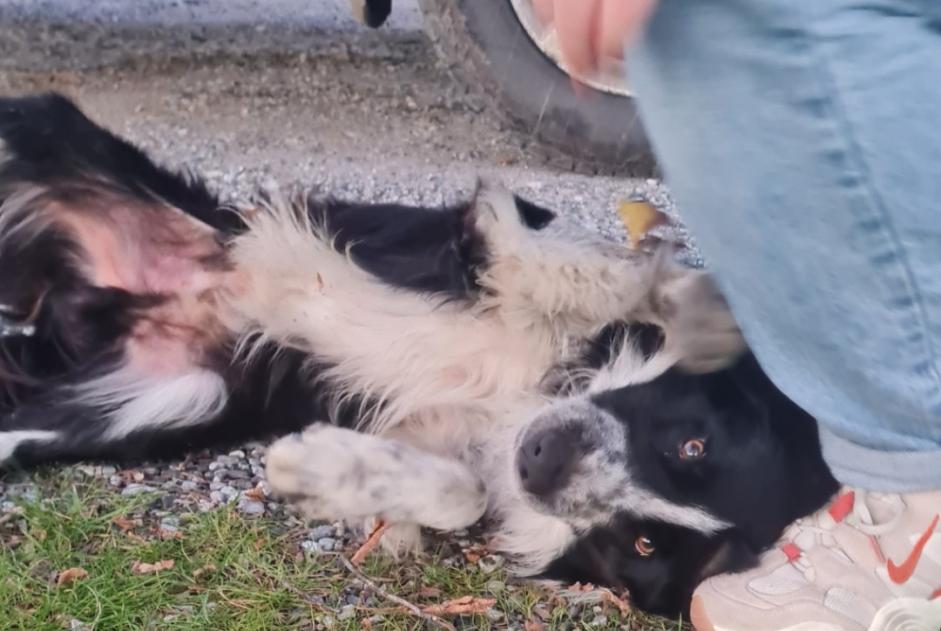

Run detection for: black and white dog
[[0, 94, 838, 617]]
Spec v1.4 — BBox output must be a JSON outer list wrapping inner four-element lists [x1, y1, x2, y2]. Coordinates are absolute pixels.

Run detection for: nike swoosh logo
[[887, 513, 939, 585]]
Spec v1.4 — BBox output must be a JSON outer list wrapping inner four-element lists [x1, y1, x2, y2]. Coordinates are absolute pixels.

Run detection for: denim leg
[[628, 0, 941, 490]]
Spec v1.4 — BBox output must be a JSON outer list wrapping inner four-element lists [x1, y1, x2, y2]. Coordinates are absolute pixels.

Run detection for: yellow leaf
[[617, 200, 668, 249]]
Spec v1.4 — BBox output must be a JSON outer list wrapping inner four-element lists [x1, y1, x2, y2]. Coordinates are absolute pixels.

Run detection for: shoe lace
[[778, 489, 905, 582]]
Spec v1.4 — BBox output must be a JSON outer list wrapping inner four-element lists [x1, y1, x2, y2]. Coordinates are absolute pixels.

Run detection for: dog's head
[[514, 351, 838, 616]]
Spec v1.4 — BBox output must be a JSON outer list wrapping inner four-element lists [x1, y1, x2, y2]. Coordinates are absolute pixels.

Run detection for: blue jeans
[[628, 0, 941, 491]]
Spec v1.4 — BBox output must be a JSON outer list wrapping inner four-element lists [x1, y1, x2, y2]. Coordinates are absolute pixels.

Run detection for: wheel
[[416, 0, 657, 176]]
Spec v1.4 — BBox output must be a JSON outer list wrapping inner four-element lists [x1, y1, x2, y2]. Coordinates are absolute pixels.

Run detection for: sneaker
[[690, 488, 941, 630]]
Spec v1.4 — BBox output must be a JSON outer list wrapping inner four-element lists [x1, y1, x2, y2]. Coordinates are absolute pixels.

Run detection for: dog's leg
[[652, 267, 747, 373], [266, 425, 488, 543]]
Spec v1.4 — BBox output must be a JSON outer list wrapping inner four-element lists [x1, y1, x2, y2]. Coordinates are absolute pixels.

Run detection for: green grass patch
[[0, 472, 686, 630]]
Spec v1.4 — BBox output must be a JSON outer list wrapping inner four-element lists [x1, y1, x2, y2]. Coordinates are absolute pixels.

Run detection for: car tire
[[416, 0, 657, 176]]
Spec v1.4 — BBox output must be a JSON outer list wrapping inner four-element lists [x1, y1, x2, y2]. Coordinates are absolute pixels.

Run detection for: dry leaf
[[156, 527, 184, 541], [242, 485, 267, 502], [598, 589, 632, 617], [617, 200, 668, 249], [118, 470, 145, 483], [462, 542, 489, 564], [422, 596, 496, 616], [192, 564, 216, 580], [112, 516, 142, 532], [131, 559, 175, 575], [564, 582, 632, 617], [524, 619, 547, 631], [418, 586, 443, 598], [350, 520, 389, 565], [55, 567, 88, 586]]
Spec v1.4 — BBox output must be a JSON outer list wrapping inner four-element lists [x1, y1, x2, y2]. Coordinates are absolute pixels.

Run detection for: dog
[[0, 93, 838, 617]]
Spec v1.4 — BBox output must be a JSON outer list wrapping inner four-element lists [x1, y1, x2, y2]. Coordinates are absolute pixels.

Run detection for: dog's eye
[[634, 535, 655, 557], [679, 438, 706, 460]]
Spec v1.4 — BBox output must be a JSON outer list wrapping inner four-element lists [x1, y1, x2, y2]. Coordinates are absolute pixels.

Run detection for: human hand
[[531, 0, 658, 83]]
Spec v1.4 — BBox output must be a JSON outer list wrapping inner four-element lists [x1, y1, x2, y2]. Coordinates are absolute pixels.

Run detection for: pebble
[[309, 524, 337, 539], [237, 499, 265, 516], [485, 580, 505, 594], [160, 516, 180, 530], [337, 605, 356, 621], [317, 537, 336, 551], [478, 554, 504, 573], [121, 484, 157, 496], [179, 480, 199, 492]]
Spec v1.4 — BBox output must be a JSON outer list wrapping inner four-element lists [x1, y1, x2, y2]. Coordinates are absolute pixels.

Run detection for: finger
[[598, 0, 659, 61], [554, 0, 603, 78], [531, 0, 555, 26]]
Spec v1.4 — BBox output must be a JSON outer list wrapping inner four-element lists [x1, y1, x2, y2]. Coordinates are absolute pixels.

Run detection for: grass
[[0, 472, 686, 630]]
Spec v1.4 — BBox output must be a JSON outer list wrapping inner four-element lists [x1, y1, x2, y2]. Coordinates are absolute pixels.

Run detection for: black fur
[[543, 353, 838, 616]]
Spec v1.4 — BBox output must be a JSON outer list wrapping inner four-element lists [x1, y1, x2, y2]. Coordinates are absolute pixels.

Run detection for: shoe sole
[[692, 594, 941, 631]]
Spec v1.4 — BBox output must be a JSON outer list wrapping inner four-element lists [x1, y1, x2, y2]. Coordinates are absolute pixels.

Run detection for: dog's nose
[[517, 428, 579, 497]]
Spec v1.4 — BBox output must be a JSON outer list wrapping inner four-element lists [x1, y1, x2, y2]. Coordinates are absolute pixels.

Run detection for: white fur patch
[[0, 430, 58, 462], [74, 368, 229, 439], [226, 193, 561, 434], [266, 425, 488, 531]]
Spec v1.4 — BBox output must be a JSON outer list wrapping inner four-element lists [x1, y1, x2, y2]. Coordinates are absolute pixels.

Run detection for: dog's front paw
[[266, 425, 488, 531], [361, 518, 424, 558], [656, 270, 746, 373]]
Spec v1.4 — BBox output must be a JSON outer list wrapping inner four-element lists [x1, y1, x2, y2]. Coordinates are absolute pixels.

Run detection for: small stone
[[301, 540, 320, 553], [109, 475, 123, 487], [227, 449, 246, 458], [317, 537, 335, 551], [160, 516, 180, 530], [121, 484, 157, 497], [209, 491, 225, 504], [337, 605, 356, 621], [220, 485, 237, 498], [309, 525, 336, 539], [237, 499, 265, 516], [485, 580, 505, 594], [320, 615, 335, 629], [179, 481, 199, 492], [478, 554, 504, 573]]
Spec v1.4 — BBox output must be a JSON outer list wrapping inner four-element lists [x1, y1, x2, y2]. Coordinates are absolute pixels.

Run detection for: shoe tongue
[[861, 493, 903, 526]]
